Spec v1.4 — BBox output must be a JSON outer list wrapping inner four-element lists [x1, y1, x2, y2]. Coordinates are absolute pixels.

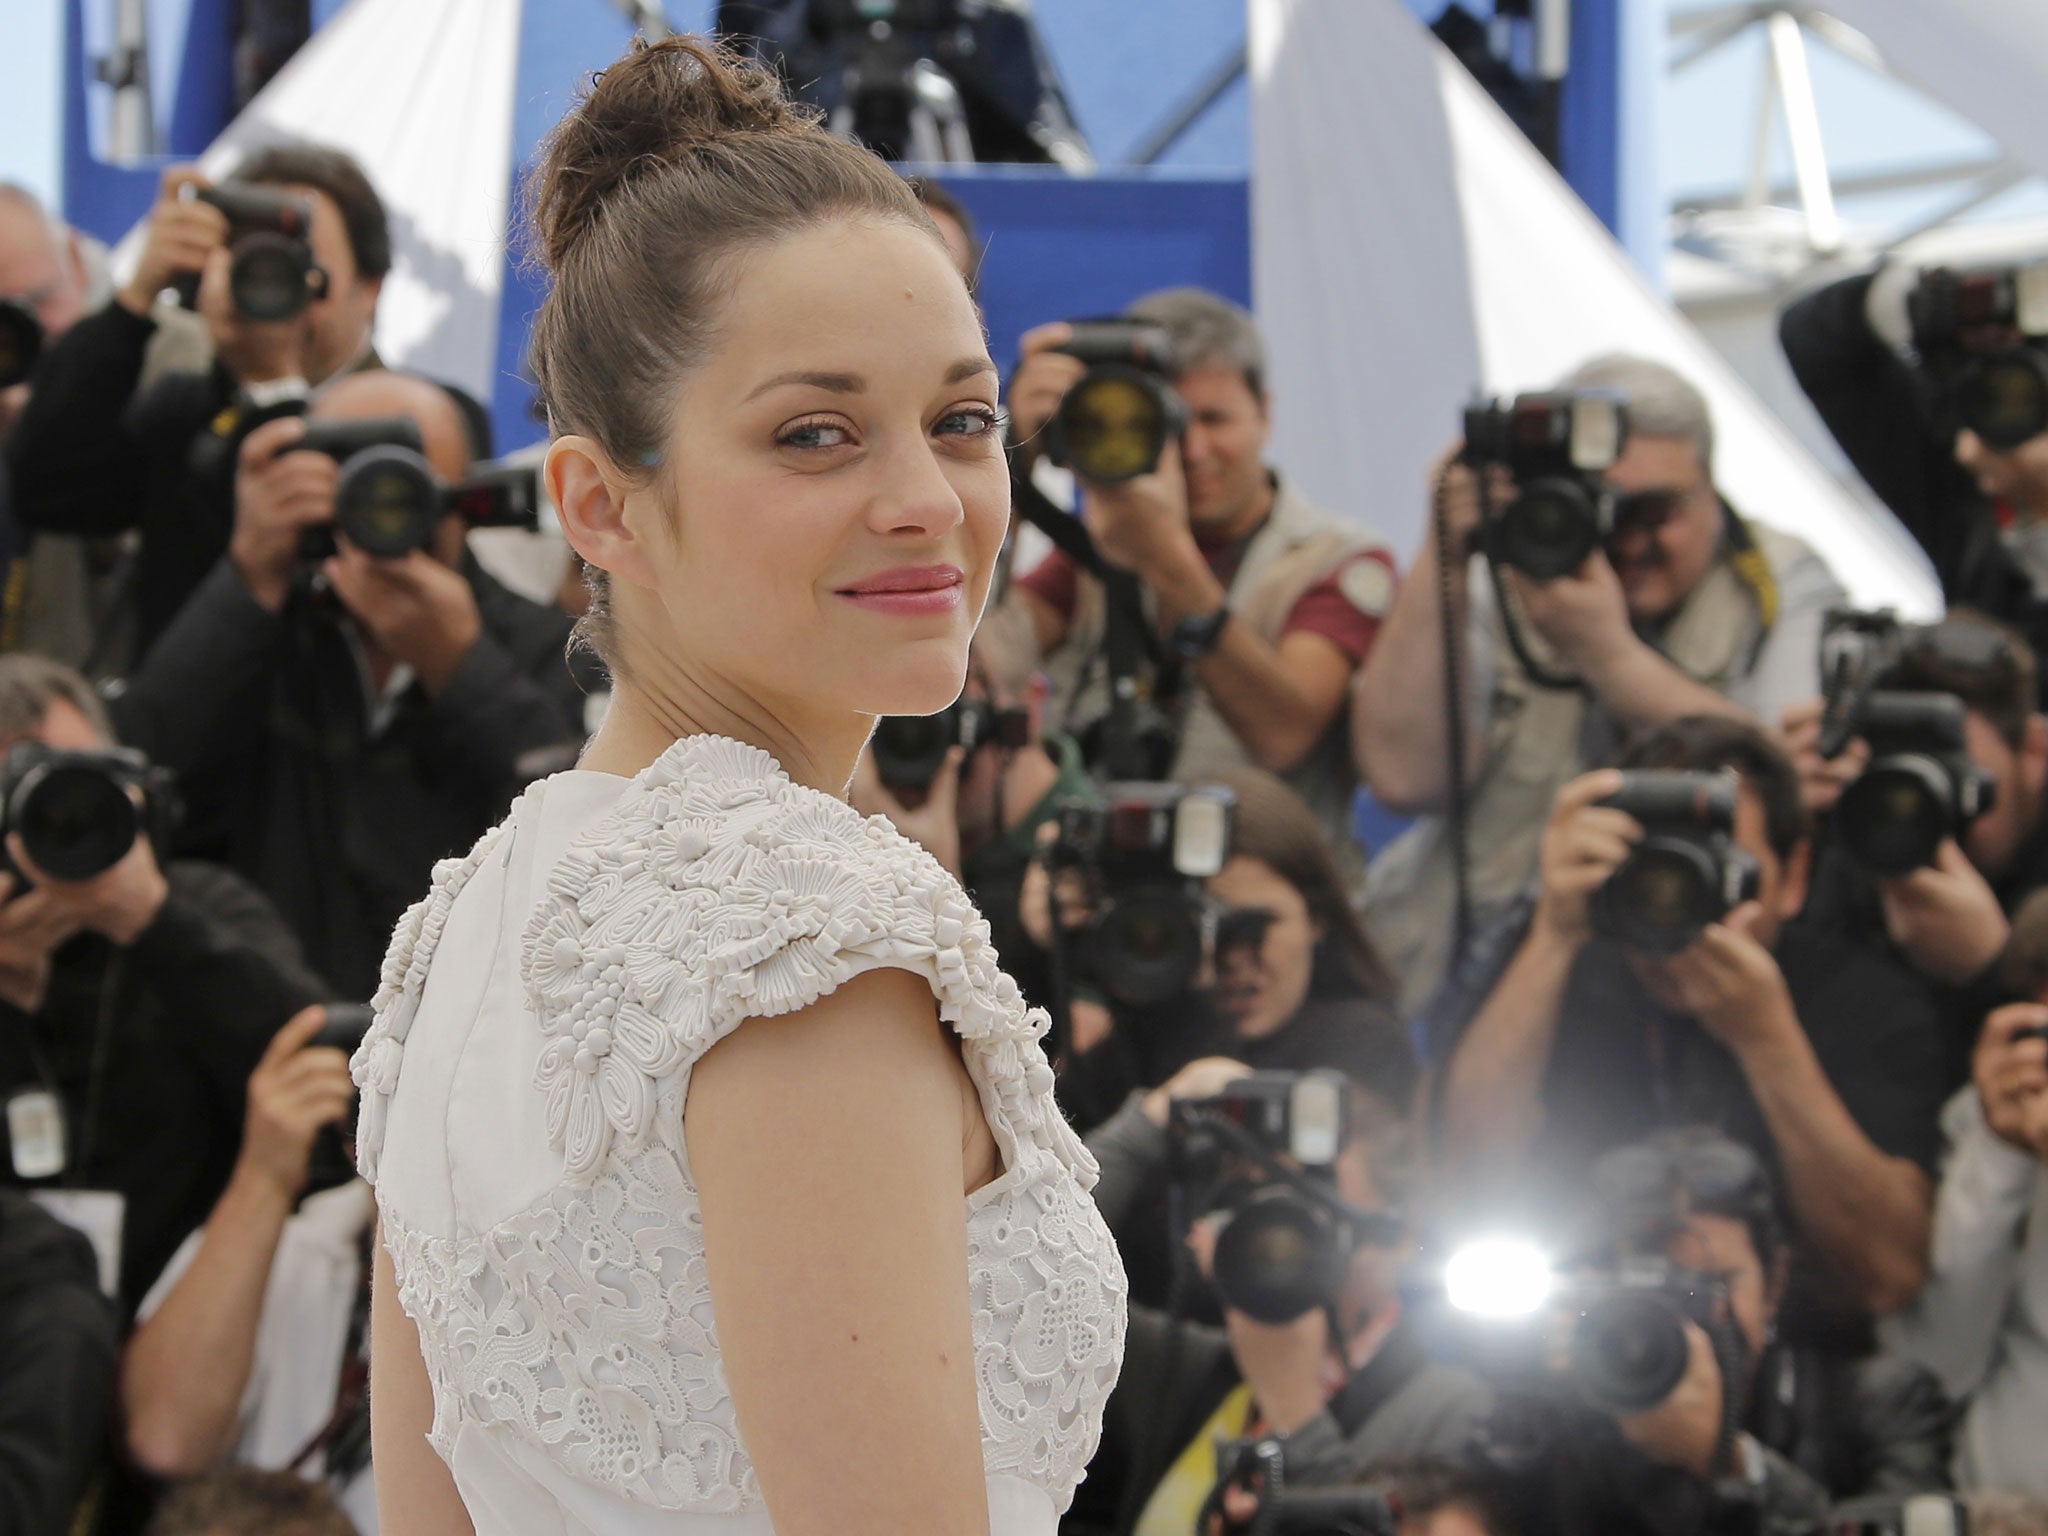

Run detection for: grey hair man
[[1352, 352, 1847, 1013]]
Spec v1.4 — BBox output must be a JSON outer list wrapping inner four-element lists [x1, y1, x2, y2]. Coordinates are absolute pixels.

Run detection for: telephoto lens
[[1565, 1285, 1696, 1412], [0, 299, 43, 389], [1834, 692, 1996, 877], [1043, 321, 1188, 484], [195, 185, 322, 322], [1588, 770, 1760, 955], [0, 743, 174, 883], [1908, 262, 2048, 451], [294, 417, 441, 560]]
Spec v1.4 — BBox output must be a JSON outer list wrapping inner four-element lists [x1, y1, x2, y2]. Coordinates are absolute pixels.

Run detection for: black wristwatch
[[1171, 605, 1231, 661]]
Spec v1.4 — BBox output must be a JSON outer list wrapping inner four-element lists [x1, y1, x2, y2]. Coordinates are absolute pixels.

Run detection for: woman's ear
[[547, 435, 661, 593]]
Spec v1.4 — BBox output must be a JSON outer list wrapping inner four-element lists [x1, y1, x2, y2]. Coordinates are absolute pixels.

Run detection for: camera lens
[[1057, 368, 1171, 483], [1837, 758, 1952, 878], [1960, 351, 2048, 451], [1569, 1289, 1693, 1412], [1087, 886, 1204, 1005], [1211, 1186, 1349, 1325], [0, 302, 43, 389], [1589, 838, 1724, 955], [13, 763, 143, 882], [1495, 478, 1602, 581], [871, 711, 955, 791], [335, 447, 443, 559], [228, 232, 314, 321]]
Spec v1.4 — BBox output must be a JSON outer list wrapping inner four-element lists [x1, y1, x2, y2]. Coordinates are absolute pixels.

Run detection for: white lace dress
[[352, 735, 1128, 1535]]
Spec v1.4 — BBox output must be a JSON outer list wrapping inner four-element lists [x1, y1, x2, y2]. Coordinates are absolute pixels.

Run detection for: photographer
[[1779, 264, 2048, 660], [1438, 715, 1945, 1329], [6, 147, 388, 656], [123, 1005, 374, 1530], [0, 1189, 117, 1536], [1357, 356, 1846, 1013], [1887, 893, 2048, 1500], [107, 368, 585, 998], [851, 663, 1093, 1011], [1025, 765, 1414, 1156], [0, 655, 328, 1314], [1787, 614, 2048, 1036], [982, 287, 1397, 865], [1447, 1129, 1951, 1536], [0, 183, 99, 448], [1064, 1073, 1490, 1536]]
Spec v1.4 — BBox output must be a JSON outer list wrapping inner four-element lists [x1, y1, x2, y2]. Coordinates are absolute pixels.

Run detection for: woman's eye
[[777, 418, 853, 451], [937, 407, 1003, 441]]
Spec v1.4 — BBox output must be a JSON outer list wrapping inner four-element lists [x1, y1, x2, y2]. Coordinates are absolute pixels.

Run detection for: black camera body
[[870, 698, 1029, 792], [1041, 320, 1189, 485], [1169, 1071, 1400, 1325], [189, 184, 324, 322], [1448, 1256, 1728, 1415], [1213, 1439, 1396, 1536], [1835, 691, 1996, 877], [293, 417, 543, 561], [1050, 781, 1234, 1005], [0, 742, 179, 884], [1589, 770, 1761, 955], [1909, 262, 2048, 451], [1462, 390, 1629, 580], [0, 298, 43, 389]]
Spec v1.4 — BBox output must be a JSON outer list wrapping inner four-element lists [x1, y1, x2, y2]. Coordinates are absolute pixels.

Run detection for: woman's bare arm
[[369, 1235, 475, 1536], [687, 966, 989, 1536]]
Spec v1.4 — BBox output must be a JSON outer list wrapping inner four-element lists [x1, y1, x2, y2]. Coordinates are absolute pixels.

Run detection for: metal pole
[[1767, 10, 1841, 253]]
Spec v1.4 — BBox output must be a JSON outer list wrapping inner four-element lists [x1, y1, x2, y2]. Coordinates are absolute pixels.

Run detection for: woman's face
[[637, 218, 1008, 729], [1205, 855, 1321, 1042]]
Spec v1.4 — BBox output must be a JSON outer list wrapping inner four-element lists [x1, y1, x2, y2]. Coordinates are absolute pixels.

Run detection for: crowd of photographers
[[6, 137, 2048, 1536]]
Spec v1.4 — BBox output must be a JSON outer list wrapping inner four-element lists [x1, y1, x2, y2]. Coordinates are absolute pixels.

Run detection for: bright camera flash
[[1445, 1239, 1555, 1318]]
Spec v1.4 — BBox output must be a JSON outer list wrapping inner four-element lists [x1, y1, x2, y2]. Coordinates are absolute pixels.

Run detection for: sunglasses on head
[[1591, 1138, 1771, 1213]]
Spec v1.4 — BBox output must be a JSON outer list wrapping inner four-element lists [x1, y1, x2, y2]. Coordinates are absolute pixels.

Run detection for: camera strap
[[1325, 1317, 1430, 1439]]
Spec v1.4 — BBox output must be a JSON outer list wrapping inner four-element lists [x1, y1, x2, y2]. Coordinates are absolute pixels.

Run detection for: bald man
[[109, 370, 587, 996]]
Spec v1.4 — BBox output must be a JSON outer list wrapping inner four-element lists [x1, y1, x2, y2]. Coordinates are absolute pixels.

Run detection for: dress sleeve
[[515, 739, 1098, 1189]]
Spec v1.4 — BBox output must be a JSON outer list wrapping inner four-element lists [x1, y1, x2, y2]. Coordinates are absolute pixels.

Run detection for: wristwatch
[[1171, 605, 1231, 661]]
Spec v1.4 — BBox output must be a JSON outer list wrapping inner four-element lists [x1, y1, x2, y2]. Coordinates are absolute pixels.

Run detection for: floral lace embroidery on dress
[[353, 737, 1127, 1514]]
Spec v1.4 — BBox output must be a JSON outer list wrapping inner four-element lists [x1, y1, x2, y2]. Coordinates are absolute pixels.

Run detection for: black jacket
[[5, 302, 261, 656], [1779, 273, 2048, 671], [110, 555, 587, 998], [0, 862, 327, 1315], [0, 1192, 117, 1536]]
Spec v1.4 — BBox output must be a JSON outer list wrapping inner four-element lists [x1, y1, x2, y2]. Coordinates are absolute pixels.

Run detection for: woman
[[352, 38, 1126, 1536], [1044, 766, 1415, 1135]]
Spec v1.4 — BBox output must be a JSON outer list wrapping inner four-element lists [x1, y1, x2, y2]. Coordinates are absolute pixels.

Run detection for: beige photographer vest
[[1362, 521, 1807, 1015], [1041, 480, 1389, 875]]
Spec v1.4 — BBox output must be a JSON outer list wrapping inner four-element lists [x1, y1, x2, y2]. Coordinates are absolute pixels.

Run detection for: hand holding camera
[[1877, 839, 2009, 987], [1974, 1005, 2048, 1159], [1532, 769, 1642, 946], [1006, 322, 1089, 456], [234, 1004, 360, 1205], [0, 876, 85, 1012], [1610, 1316, 1729, 1479], [117, 165, 230, 319], [1780, 696, 1871, 818], [323, 541, 483, 693], [1505, 546, 1634, 677], [233, 416, 341, 611]]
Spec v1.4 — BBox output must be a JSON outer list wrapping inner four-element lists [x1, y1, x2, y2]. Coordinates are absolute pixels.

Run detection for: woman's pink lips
[[835, 564, 966, 616]]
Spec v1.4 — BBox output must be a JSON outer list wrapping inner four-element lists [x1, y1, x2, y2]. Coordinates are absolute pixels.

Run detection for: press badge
[[6, 1088, 66, 1180]]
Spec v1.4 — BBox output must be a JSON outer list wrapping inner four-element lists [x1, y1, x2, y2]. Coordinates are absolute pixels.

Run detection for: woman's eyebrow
[[742, 357, 994, 401]]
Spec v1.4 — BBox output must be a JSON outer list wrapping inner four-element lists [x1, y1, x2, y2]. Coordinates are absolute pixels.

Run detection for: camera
[[1212, 1439, 1396, 1536], [1588, 770, 1760, 955], [1828, 1495, 1969, 1536], [1462, 390, 1629, 580], [1040, 320, 1189, 485], [185, 184, 324, 322], [1170, 1071, 1399, 1325], [308, 1002, 374, 1055], [0, 298, 43, 389], [0, 742, 179, 884], [1834, 692, 1995, 877], [871, 699, 1030, 792], [292, 418, 543, 560], [1050, 782, 1234, 1005], [1441, 1250, 1728, 1414], [1909, 262, 2048, 451]]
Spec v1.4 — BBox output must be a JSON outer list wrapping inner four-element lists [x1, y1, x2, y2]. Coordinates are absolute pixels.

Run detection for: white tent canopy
[[1248, 0, 1942, 617]]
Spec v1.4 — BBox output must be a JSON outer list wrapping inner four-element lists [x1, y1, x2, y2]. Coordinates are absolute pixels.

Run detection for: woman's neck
[[578, 676, 872, 797]]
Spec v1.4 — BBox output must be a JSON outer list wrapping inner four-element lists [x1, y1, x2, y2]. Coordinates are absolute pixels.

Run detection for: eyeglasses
[[1609, 488, 1688, 534]]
